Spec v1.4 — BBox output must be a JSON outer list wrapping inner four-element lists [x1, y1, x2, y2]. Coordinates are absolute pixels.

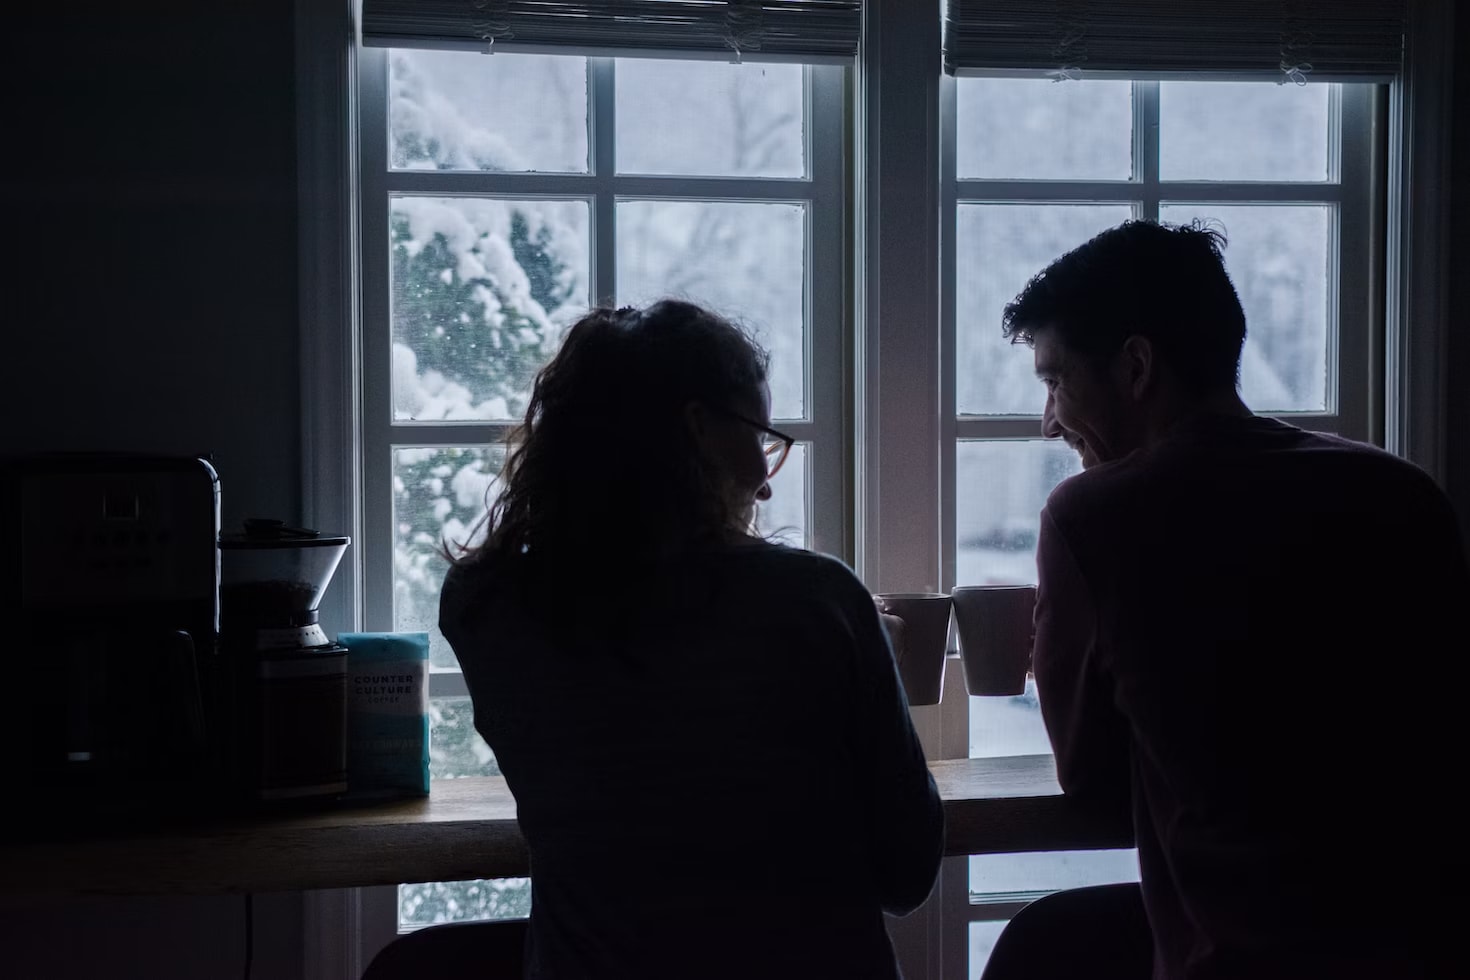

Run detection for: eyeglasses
[[712, 406, 796, 480]]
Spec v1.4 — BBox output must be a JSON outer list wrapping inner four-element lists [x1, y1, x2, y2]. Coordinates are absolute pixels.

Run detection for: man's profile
[[1006, 220, 1467, 979]]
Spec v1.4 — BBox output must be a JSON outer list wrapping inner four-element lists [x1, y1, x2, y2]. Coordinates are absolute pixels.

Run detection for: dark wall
[[1449, 5, 1470, 544], [3, 3, 306, 978], [9, 2, 302, 531], [2, 893, 304, 980]]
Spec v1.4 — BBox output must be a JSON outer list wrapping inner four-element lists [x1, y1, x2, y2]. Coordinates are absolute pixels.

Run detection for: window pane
[[957, 79, 1132, 180], [428, 695, 498, 779], [403, 701, 513, 931], [958, 440, 1078, 759], [394, 447, 503, 669], [1160, 205, 1332, 412], [970, 850, 1140, 899], [957, 204, 1133, 416], [617, 60, 805, 178], [969, 920, 1008, 980], [967, 853, 1142, 978], [390, 196, 590, 422], [971, 676, 1052, 757], [399, 877, 531, 930], [957, 440, 1080, 587], [389, 50, 588, 173], [1160, 82, 1331, 182], [618, 200, 807, 419], [756, 443, 808, 549]]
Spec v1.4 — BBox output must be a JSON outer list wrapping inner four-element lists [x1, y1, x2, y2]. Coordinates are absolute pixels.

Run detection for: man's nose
[[1041, 393, 1063, 439], [756, 482, 772, 502]]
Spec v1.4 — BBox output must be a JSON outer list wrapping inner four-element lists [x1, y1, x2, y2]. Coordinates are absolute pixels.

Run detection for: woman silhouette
[[440, 299, 942, 979]]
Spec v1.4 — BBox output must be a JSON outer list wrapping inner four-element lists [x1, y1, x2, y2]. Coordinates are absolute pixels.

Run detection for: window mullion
[[591, 57, 617, 306], [807, 64, 849, 560], [359, 48, 397, 634], [955, 181, 1142, 203], [955, 418, 1047, 441], [1335, 83, 1378, 445], [939, 74, 959, 596], [861, 6, 945, 974], [386, 424, 515, 446], [428, 669, 470, 699], [382, 171, 814, 198], [858, 6, 943, 599], [1138, 80, 1160, 220], [937, 72, 974, 772]]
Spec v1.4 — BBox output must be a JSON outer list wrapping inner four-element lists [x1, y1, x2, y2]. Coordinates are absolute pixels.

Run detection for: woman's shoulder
[[440, 543, 873, 628], [714, 540, 870, 601], [441, 554, 496, 598], [439, 555, 519, 630]]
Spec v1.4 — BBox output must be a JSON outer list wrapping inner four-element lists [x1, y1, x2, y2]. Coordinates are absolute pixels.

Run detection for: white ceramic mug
[[952, 585, 1036, 697], [873, 592, 952, 706]]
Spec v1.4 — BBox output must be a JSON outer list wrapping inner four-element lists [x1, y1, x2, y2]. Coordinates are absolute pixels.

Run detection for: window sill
[[0, 756, 1129, 898]]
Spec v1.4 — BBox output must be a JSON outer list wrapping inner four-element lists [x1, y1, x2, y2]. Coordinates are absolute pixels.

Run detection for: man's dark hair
[[1002, 219, 1247, 391]]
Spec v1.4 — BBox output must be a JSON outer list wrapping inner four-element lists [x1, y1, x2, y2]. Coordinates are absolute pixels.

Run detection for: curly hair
[[1002, 219, 1247, 391], [447, 300, 770, 608]]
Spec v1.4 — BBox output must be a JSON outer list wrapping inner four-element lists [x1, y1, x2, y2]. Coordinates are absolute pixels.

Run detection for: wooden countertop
[[1, 755, 1129, 897]]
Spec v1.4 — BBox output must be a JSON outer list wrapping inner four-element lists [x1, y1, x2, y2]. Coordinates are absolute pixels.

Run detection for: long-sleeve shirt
[[440, 541, 944, 980], [1033, 414, 1467, 980]]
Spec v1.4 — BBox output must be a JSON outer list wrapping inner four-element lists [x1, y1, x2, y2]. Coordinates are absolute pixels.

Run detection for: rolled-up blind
[[944, 0, 1407, 81], [361, 1, 863, 63]]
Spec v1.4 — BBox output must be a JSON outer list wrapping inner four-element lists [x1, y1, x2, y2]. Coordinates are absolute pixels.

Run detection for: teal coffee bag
[[341, 632, 430, 799]]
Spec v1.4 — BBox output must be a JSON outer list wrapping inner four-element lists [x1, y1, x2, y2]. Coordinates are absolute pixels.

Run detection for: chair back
[[361, 917, 529, 980], [980, 883, 1151, 980]]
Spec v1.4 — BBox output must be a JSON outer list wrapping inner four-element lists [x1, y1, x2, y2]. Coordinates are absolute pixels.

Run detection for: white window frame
[[941, 76, 1379, 440], [354, 51, 852, 701], [938, 74, 1382, 740], [865, 5, 1419, 980], [932, 65, 1384, 980], [296, 1, 1458, 977]]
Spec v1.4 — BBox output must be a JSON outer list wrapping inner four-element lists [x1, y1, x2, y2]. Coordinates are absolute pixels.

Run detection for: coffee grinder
[[219, 519, 350, 804]]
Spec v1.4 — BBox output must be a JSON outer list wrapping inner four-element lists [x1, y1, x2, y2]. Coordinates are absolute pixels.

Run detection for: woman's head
[[463, 299, 774, 570]]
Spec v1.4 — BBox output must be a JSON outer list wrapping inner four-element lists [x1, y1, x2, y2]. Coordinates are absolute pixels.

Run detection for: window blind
[[944, 0, 1407, 81], [361, 1, 863, 63]]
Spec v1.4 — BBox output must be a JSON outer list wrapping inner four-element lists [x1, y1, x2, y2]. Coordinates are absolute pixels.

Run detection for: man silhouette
[[1006, 220, 1466, 979]]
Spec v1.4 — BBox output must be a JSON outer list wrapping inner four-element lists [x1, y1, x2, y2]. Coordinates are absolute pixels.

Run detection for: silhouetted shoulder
[[713, 541, 874, 611], [1294, 429, 1446, 493], [1042, 417, 1464, 572], [1221, 421, 1453, 521], [438, 556, 502, 640], [1041, 450, 1152, 530]]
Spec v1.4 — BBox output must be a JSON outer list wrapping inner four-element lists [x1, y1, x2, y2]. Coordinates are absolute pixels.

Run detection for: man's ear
[[1116, 335, 1155, 401]]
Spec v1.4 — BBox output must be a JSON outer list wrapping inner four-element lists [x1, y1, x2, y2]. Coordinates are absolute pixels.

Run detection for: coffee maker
[[219, 519, 350, 803], [2, 454, 221, 827]]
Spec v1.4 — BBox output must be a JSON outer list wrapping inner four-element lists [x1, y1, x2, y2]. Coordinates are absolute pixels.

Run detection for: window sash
[[936, 77, 1380, 756], [356, 51, 851, 689], [935, 74, 1383, 980], [945, 80, 1378, 428], [361, 0, 863, 63], [944, 0, 1407, 81]]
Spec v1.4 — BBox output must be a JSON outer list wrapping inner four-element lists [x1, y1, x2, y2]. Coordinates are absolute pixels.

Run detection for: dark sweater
[[1034, 415, 1467, 980], [440, 541, 943, 980]]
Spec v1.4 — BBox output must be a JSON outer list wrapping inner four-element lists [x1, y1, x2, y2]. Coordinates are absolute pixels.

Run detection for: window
[[306, 2, 1436, 977], [940, 74, 1381, 978], [934, 4, 1402, 972], [355, 45, 849, 934], [948, 75, 1378, 755]]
